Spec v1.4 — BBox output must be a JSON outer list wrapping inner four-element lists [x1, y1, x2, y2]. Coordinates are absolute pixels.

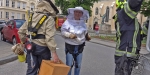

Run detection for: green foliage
[[55, 0, 70, 14], [141, 0, 150, 17], [55, 0, 99, 16]]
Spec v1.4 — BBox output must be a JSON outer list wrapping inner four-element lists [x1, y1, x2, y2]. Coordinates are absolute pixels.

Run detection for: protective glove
[[85, 33, 91, 41], [11, 43, 24, 55], [69, 33, 77, 39]]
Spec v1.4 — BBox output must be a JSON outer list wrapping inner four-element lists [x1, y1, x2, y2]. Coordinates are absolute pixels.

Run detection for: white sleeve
[[85, 23, 88, 34], [61, 21, 71, 38]]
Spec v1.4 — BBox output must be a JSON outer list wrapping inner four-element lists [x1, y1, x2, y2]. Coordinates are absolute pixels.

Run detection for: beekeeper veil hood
[[67, 6, 89, 20], [36, 0, 59, 16]]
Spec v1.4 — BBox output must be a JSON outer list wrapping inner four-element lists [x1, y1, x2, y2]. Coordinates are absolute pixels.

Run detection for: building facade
[[0, 0, 146, 33], [0, 0, 62, 21], [0, 0, 38, 21], [87, 0, 147, 33]]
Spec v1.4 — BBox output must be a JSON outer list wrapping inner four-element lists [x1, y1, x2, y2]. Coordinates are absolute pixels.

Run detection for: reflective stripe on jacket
[[124, 2, 137, 19], [115, 19, 140, 58], [115, 1, 142, 58]]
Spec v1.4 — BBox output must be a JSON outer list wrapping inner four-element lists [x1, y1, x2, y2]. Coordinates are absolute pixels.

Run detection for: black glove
[[145, 20, 149, 29], [129, 0, 143, 8]]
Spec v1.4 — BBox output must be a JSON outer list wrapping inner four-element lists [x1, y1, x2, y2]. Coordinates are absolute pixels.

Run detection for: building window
[[31, 4, 34, 11], [23, 3, 26, 9], [6, 0, 9, 7], [0, 0, 3, 6], [17, 13, 20, 19], [0, 11, 2, 18], [12, 1, 15, 8], [12, 12, 15, 18], [95, 7, 99, 15], [22, 14, 25, 19], [6, 12, 9, 19], [1, 11, 3, 18], [17, 2, 20, 8]]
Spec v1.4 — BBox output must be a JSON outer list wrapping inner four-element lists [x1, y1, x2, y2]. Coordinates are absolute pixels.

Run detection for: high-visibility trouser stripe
[[124, 3, 137, 19], [116, 22, 121, 49], [142, 26, 148, 35], [114, 14, 117, 21], [115, 50, 137, 58], [132, 19, 139, 54]]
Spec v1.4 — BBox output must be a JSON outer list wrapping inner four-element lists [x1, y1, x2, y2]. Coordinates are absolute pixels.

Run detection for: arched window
[[95, 7, 99, 15], [105, 6, 110, 22]]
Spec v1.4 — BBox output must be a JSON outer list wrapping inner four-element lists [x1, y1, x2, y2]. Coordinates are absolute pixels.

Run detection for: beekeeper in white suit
[[61, 6, 91, 75]]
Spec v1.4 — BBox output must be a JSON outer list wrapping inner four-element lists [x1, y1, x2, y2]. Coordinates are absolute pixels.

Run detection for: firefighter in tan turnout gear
[[18, 0, 60, 75]]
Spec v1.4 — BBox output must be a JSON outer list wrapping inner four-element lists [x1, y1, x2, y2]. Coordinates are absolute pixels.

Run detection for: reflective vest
[[114, 2, 142, 58]]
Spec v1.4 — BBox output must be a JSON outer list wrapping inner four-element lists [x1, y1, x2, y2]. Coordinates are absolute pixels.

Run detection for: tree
[[141, 0, 150, 17], [55, 0, 70, 14], [55, 0, 99, 16]]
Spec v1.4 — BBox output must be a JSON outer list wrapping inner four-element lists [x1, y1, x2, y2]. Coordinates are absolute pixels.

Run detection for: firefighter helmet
[[116, 0, 126, 8]]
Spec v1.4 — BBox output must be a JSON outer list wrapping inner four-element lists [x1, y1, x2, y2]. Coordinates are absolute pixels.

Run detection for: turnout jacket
[[18, 13, 57, 52], [114, 0, 143, 58]]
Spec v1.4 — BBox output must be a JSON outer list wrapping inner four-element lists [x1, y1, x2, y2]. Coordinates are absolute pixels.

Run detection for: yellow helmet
[[116, 0, 126, 8]]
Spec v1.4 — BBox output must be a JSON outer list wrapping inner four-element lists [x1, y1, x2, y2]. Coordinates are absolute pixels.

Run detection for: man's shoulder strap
[[28, 14, 48, 37], [28, 13, 34, 31], [32, 15, 48, 32], [28, 14, 48, 32]]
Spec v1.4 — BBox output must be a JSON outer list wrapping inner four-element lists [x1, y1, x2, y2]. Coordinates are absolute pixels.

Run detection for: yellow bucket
[[18, 54, 26, 62]]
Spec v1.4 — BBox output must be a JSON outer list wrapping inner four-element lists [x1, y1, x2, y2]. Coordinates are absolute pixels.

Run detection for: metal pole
[[146, 17, 150, 52]]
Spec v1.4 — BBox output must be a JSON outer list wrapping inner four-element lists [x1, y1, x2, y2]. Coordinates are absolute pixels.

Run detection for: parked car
[[1, 19, 25, 45], [0, 20, 6, 31]]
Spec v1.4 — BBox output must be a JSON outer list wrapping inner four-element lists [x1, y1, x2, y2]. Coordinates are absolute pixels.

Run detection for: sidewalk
[[0, 41, 17, 65], [0, 32, 149, 65]]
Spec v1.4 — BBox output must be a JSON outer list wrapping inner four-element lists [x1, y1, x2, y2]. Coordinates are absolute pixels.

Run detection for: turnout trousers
[[115, 55, 137, 75], [26, 43, 51, 75]]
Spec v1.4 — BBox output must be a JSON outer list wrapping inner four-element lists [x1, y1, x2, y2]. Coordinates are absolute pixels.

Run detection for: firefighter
[[113, 0, 144, 75], [18, 0, 60, 75]]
